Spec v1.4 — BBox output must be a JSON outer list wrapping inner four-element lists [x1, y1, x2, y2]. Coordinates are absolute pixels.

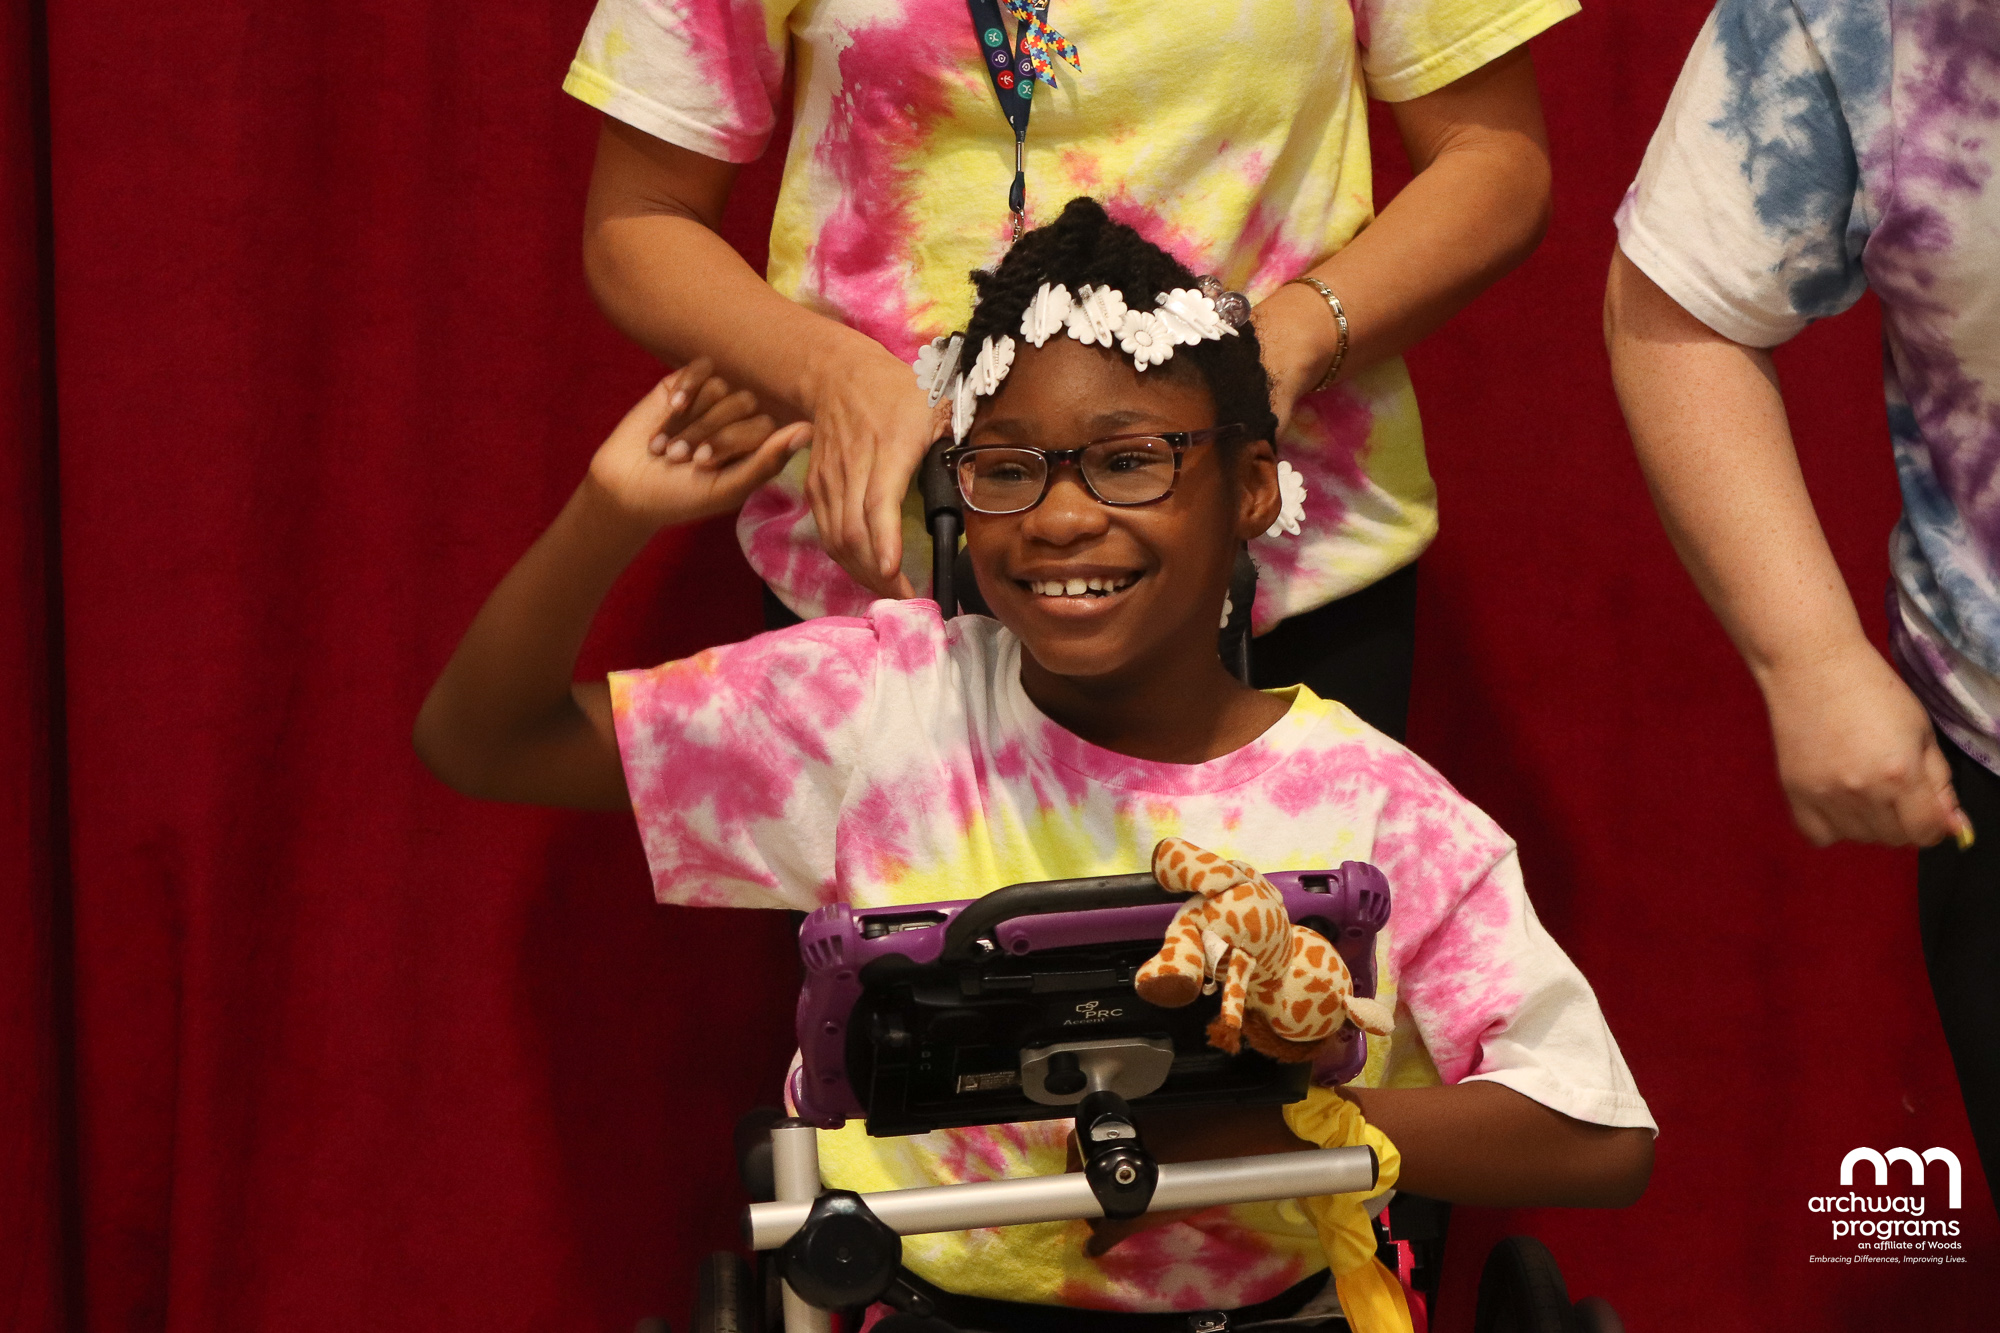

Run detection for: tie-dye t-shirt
[[608, 600, 1653, 1310], [565, 0, 1578, 632], [1616, 0, 2000, 774]]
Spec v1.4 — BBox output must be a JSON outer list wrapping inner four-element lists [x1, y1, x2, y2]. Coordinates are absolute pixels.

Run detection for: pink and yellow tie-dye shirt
[[609, 601, 1653, 1312], [566, 0, 1578, 631]]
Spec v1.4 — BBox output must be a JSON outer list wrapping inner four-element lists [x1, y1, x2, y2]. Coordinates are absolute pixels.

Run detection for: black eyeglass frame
[[942, 423, 1251, 516]]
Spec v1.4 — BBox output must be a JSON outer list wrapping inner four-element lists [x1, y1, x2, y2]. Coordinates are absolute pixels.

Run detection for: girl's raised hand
[[587, 359, 811, 530]]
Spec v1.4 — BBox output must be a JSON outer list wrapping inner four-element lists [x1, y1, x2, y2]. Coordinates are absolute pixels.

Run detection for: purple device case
[[791, 865, 1391, 1129]]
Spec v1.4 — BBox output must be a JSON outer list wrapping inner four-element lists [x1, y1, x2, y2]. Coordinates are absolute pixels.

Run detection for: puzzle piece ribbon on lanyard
[[1002, 0, 1081, 88]]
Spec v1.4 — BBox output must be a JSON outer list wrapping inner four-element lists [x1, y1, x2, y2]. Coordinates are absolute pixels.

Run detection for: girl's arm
[[1254, 44, 1552, 423], [1334, 1082, 1652, 1206], [413, 363, 810, 809], [1603, 247, 1966, 847], [1135, 1084, 1649, 1205], [1084, 1084, 1650, 1255], [583, 121, 930, 600]]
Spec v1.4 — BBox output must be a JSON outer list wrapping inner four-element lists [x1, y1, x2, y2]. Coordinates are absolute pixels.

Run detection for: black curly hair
[[960, 197, 1279, 450]]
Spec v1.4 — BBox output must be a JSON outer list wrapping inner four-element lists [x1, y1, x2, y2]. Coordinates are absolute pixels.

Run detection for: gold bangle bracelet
[[1285, 275, 1349, 393]]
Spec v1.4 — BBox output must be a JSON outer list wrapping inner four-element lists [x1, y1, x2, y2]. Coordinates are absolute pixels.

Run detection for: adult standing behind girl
[[564, 0, 1566, 740]]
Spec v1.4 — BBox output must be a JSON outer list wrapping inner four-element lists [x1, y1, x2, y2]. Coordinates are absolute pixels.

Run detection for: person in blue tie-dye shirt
[[1603, 0, 1999, 1216]]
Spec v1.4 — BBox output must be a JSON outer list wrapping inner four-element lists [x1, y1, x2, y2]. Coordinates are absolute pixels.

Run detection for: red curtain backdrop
[[3, 2, 1993, 1330]]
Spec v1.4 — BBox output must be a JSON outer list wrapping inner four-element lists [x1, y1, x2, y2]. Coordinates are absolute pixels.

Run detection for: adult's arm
[[1603, 246, 1967, 848], [583, 120, 930, 598], [1255, 45, 1553, 421]]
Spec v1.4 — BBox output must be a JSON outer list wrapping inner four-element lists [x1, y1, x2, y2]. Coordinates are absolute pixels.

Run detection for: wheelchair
[[639, 447, 1627, 1333]]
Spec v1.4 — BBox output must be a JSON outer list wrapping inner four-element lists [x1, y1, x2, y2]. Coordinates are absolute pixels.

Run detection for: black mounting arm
[[1075, 1089, 1159, 1221]]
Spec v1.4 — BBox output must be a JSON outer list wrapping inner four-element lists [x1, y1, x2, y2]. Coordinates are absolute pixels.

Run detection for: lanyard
[[964, 0, 1079, 240]]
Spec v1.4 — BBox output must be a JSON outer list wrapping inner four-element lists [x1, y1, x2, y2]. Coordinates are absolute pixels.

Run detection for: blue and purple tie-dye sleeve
[[1617, 0, 1878, 348], [608, 616, 882, 910]]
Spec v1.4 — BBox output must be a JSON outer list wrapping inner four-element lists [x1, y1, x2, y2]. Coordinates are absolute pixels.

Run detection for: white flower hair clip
[[1155, 287, 1235, 345], [944, 336, 1017, 441], [1020, 283, 1071, 346], [1058, 279, 1247, 371], [1065, 284, 1129, 348], [1265, 460, 1308, 538], [1117, 308, 1172, 369], [967, 335, 1015, 396], [912, 333, 965, 406], [943, 275, 1254, 440], [951, 374, 978, 443]]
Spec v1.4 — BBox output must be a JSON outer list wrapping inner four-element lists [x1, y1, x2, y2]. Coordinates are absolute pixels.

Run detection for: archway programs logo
[[1807, 1146, 1967, 1266]]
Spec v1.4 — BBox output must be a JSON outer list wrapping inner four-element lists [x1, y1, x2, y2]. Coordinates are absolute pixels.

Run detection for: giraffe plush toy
[[1134, 837, 1394, 1062]]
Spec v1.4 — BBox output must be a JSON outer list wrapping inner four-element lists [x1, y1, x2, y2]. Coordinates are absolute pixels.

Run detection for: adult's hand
[[1252, 283, 1334, 433], [798, 330, 938, 600], [1761, 641, 1969, 848], [583, 119, 933, 600]]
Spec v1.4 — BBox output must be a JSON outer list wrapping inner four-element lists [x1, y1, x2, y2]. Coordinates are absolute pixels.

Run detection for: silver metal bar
[[1148, 1148, 1376, 1214], [771, 1123, 823, 1203], [748, 1146, 1375, 1251], [770, 1124, 831, 1333], [780, 1267, 827, 1330]]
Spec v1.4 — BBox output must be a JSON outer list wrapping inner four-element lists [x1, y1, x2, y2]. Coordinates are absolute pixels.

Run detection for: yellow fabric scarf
[[1281, 1087, 1415, 1333]]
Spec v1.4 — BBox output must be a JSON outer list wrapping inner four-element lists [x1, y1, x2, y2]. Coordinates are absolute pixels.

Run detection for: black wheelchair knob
[[778, 1190, 903, 1311], [1045, 1050, 1087, 1096], [1084, 1144, 1159, 1221]]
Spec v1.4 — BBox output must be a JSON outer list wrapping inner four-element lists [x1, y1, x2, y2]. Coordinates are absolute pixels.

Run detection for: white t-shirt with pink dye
[[609, 600, 1652, 1311]]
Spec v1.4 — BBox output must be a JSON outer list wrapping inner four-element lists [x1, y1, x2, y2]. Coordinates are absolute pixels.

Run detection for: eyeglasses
[[943, 425, 1248, 515]]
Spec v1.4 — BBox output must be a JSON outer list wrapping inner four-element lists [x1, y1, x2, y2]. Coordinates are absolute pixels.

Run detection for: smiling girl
[[416, 199, 1651, 1326]]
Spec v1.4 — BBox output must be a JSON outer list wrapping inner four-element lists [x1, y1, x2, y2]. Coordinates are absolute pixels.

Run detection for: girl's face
[[961, 337, 1279, 683]]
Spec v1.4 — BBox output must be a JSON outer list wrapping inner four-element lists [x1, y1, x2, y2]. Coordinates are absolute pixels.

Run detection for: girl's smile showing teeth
[[1024, 573, 1139, 598]]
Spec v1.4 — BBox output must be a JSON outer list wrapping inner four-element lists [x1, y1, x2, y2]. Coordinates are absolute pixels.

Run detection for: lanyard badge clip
[[967, 0, 1079, 242]]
